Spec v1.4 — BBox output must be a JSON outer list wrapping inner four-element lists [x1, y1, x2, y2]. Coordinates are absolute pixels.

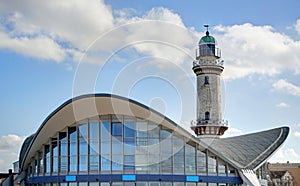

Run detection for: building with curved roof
[[16, 27, 289, 186]]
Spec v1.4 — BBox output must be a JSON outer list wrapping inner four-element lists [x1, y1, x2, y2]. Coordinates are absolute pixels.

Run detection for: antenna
[[204, 24, 209, 36], [204, 24, 209, 31]]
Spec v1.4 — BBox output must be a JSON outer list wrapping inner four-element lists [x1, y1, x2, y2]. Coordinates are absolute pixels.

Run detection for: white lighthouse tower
[[191, 25, 228, 137]]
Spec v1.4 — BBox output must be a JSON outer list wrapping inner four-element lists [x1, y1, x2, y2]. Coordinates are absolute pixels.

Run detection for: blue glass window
[[112, 122, 122, 136], [124, 122, 135, 137], [101, 121, 110, 139], [124, 155, 135, 171], [112, 155, 123, 171], [101, 155, 111, 171]]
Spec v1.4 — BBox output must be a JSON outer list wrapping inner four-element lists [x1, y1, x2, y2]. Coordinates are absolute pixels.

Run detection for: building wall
[[268, 163, 300, 186], [23, 114, 241, 185]]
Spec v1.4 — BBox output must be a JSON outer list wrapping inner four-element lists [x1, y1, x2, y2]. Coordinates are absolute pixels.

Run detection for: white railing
[[193, 59, 224, 67], [191, 119, 228, 127]]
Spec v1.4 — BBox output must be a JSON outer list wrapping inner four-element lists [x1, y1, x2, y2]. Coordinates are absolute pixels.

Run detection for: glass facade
[[26, 114, 239, 185]]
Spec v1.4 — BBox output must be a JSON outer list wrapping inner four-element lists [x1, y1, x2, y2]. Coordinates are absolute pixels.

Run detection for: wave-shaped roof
[[209, 127, 289, 170]]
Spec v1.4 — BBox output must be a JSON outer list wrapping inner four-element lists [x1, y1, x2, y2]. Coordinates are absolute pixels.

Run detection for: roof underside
[[209, 126, 289, 170]]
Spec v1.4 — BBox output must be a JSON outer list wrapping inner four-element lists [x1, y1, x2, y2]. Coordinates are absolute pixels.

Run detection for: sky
[[0, 0, 300, 172]]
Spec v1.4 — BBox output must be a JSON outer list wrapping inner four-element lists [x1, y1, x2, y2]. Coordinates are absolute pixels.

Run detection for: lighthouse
[[191, 25, 228, 137]]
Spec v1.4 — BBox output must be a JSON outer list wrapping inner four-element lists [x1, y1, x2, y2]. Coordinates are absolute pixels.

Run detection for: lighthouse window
[[204, 76, 209, 84], [205, 112, 210, 120]]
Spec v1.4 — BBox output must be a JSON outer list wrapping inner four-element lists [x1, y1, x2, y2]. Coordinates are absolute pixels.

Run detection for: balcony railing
[[193, 59, 224, 67], [191, 119, 228, 127]]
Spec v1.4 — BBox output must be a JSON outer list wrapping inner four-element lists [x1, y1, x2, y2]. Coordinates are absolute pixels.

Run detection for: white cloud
[[0, 134, 26, 172], [276, 102, 290, 108], [294, 131, 300, 138], [269, 148, 300, 163], [273, 79, 300, 96], [0, 32, 66, 62], [214, 23, 300, 79], [222, 127, 243, 137], [295, 19, 300, 35], [0, 1, 300, 79]]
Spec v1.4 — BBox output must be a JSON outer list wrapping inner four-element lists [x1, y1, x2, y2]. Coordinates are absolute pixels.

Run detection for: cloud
[[214, 23, 300, 79], [0, 1, 300, 79], [222, 127, 243, 137], [295, 19, 300, 35], [273, 79, 300, 96], [0, 0, 114, 62], [269, 148, 300, 163], [0, 32, 66, 62], [276, 102, 290, 108], [294, 131, 300, 138], [0, 134, 26, 172]]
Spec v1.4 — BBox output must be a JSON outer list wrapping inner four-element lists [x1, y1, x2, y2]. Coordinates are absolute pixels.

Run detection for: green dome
[[199, 35, 216, 44]]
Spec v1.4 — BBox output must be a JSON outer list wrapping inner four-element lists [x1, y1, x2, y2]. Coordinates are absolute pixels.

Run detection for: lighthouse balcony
[[191, 119, 228, 127], [193, 58, 224, 67]]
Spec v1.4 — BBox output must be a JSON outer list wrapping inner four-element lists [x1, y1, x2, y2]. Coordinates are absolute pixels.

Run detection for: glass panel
[[173, 135, 184, 154], [101, 155, 111, 171], [218, 159, 226, 175], [78, 124, 88, 139], [173, 153, 184, 174], [208, 155, 217, 175], [59, 132, 67, 156], [69, 156, 77, 172], [112, 137, 123, 155], [161, 183, 172, 186], [90, 122, 99, 139], [79, 183, 87, 186], [60, 157, 67, 173], [149, 182, 160, 186], [112, 155, 123, 171], [38, 151, 44, 175], [197, 150, 206, 174], [124, 137, 135, 155], [68, 127, 77, 156], [79, 139, 88, 155], [59, 132, 67, 173], [100, 183, 110, 186], [90, 155, 99, 172], [136, 182, 148, 186], [112, 183, 122, 186], [124, 155, 135, 171], [45, 145, 50, 174], [90, 139, 99, 155], [79, 155, 88, 172], [174, 183, 185, 186], [185, 143, 196, 174], [136, 121, 148, 138], [100, 120, 111, 168], [89, 183, 99, 186], [112, 122, 122, 136], [101, 141, 111, 154], [100, 121, 110, 139], [51, 138, 58, 173], [124, 121, 135, 137], [161, 155, 172, 174], [186, 183, 196, 186]]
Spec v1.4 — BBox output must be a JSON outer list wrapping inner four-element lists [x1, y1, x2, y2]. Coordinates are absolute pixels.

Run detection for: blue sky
[[0, 0, 300, 172]]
